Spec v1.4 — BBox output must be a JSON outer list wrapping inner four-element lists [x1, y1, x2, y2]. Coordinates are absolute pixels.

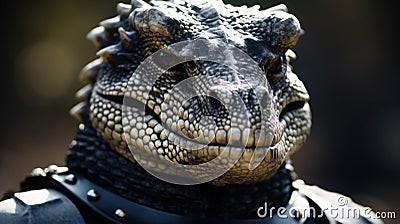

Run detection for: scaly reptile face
[[71, 0, 311, 185]]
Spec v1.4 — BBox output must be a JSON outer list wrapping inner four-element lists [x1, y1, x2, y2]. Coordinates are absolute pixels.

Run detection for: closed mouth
[[97, 91, 308, 150], [280, 101, 306, 119]]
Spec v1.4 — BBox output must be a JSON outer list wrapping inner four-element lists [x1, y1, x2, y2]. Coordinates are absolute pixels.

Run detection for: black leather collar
[[49, 170, 304, 224]]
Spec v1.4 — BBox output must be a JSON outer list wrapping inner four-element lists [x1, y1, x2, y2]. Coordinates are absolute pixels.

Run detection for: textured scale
[[67, 121, 294, 218], [70, 0, 311, 186]]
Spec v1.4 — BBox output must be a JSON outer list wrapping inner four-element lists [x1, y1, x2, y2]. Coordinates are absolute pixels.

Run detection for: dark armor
[[0, 163, 379, 224]]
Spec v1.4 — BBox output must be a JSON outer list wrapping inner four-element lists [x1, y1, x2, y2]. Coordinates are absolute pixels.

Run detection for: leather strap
[[51, 171, 304, 224]]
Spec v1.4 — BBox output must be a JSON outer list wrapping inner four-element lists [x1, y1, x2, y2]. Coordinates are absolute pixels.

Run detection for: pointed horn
[[130, 7, 179, 37], [70, 102, 87, 122], [118, 27, 132, 43], [79, 58, 103, 84], [96, 44, 120, 65], [264, 4, 288, 12], [198, 4, 220, 22], [286, 49, 297, 60], [118, 27, 138, 50], [75, 84, 93, 101], [250, 5, 261, 11], [87, 26, 114, 49], [131, 0, 151, 9], [97, 44, 134, 66], [117, 3, 132, 17], [269, 11, 302, 51], [99, 16, 121, 29]]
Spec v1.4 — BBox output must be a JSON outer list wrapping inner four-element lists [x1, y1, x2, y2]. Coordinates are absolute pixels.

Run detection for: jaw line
[[94, 90, 306, 166]]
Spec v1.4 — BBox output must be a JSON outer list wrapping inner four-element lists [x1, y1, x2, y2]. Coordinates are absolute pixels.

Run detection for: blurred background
[[0, 0, 398, 222]]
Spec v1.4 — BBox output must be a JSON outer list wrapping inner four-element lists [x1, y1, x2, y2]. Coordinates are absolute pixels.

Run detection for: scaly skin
[[70, 0, 311, 186], [0, 1, 383, 223]]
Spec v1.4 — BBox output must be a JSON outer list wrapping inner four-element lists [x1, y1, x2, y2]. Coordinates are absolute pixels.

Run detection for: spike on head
[[269, 11, 302, 51], [99, 16, 122, 29], [117, 3, 132, 17], [87, 26, 113, 49], [131, 0, 151, 9], [75, 84, 93, 101], [79, 58, 103, 84], [118, 27, 139, 50], [96, 44, 122, 66], [130, 7, 179, 37], [69, 102, 87, 122], [264, 4, 288, 13]]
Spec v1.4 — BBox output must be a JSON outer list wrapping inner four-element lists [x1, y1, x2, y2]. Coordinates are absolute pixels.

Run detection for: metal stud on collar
[[115, 209, 127, 218], [47, 165, 59, 174], [64, 174, 77, 184], [31, 168, 46, 177], [87, 189, 100, 200]]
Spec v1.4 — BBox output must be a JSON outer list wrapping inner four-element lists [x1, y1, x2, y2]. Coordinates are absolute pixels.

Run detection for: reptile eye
[[262, 56, 286, 79], [269, 57, 283, 73], [185, 61, 199, 73]]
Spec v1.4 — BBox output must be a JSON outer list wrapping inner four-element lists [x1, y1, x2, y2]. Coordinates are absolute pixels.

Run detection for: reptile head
[[71, 0, 311, 185]]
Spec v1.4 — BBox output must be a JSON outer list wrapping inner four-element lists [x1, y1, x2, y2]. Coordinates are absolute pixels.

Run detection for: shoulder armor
[[0, 188, 85, 224], [292, 180, 383, 224], [0, 165, 383, 224]]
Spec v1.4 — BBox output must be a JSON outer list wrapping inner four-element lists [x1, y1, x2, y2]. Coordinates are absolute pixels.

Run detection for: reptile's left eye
[[262, 56, 286, 79], [185, 61, 198, 73]]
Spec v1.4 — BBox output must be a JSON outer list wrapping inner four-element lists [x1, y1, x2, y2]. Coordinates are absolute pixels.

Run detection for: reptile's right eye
[[262, 56, 287, 79]]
